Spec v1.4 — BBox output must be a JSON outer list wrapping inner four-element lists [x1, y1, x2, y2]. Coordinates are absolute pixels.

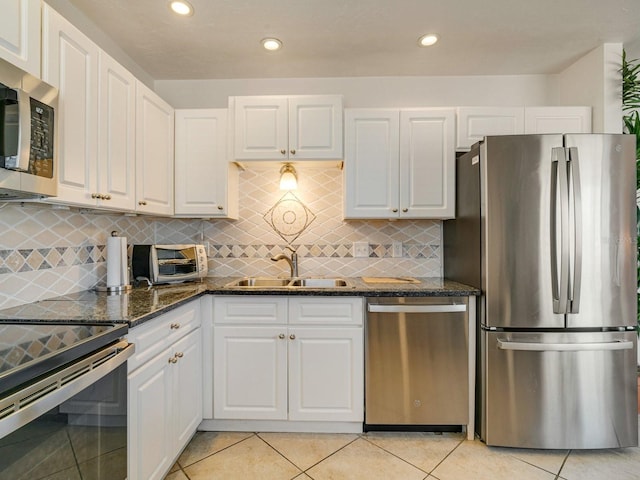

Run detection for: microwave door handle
[[16, 89, 31, 172]]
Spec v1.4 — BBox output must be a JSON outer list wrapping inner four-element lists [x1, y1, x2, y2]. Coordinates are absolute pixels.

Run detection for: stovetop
[[0, 322, 128, 397]]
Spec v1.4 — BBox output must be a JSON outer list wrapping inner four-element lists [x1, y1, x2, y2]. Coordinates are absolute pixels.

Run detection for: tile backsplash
[[0, 165, 442, 309]]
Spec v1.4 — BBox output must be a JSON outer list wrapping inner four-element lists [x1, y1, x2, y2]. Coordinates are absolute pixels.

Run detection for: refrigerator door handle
[[567, 147, 582, 313], [496, 339, 633, 352], [551, 147, 570, 314]]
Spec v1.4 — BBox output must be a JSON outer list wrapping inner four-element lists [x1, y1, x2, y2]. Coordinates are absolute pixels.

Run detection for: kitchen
[[1, 0, 640, 479]]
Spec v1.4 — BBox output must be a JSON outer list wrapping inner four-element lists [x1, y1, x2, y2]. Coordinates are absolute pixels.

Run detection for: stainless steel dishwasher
[[365, 296, 469, 430]]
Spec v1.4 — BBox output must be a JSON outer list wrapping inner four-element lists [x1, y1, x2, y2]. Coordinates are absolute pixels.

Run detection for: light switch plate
[[353, 242, 369, 258]]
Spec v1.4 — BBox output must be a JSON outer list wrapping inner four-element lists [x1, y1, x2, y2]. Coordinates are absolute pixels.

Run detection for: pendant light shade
[[279, 163, 298, 190]]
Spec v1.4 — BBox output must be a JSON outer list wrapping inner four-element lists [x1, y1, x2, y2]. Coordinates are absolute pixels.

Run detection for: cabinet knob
[[218, 205, 224, 210], [91, 193, 99, 199], [392, 208, 398, 213], [289, 334, 296, 340], [104, 194, 111, 200], [170, 323, 181, 329], [280, 149, 286, 155], [138, 200, 147, 206], [278, 333, 286, 339], [175, 352, 184, 358], [290, 149, 296, 155], [168, 357, 178, 364], [402, 208, 408, 212]]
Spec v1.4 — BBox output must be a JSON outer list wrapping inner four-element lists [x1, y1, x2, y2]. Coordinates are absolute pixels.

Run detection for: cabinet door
[[135, 81, 174, 215], [175, 109, 238, 217], [97, 51, 136, 210], [233, 96, 288, 160], [172, 328, 203, 453], [42, 5, 99, 206], [456, 107, 524, 150], [288, 96, 343, 160], [128, 349, 173, 480], [0, 0, 40, 76], [288, 327, 363, 422], [213, 325, 287, 420], [524, 106, 592, 134], [399, 109, 456, 219], [343, 109, 400, 219]]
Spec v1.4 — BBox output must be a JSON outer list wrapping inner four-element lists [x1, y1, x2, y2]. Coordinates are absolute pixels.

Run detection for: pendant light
[[279, 163, 298, 190]]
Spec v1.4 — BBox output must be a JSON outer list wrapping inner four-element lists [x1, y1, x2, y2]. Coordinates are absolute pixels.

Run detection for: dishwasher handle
[[367, 304, 467, 313]]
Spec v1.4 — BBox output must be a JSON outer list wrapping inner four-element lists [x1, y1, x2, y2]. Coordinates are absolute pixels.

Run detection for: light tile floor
[[164, 422, 640, 480]]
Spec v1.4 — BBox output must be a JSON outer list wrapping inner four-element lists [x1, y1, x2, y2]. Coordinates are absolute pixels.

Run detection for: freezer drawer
[[481, 330, 638, 449], [365, 297, 468, 427]]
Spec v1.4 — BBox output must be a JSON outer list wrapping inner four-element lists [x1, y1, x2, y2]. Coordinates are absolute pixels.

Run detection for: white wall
[[155, 74, 553, 109], [550, 43, 623, 133]]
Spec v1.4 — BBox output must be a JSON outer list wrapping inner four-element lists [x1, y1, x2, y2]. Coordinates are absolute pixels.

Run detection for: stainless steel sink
[[224, 277, 351, 288], [227, 277, 291, 287], [289, 278, 348, 287]]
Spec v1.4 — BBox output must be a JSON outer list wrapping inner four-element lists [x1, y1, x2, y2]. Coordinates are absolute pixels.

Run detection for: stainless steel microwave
[[0, 57, 58, 199], [131, 244, 208, 285]]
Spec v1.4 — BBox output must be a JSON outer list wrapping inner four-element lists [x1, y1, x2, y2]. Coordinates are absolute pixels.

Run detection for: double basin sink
[[225, 277, 352, 289]]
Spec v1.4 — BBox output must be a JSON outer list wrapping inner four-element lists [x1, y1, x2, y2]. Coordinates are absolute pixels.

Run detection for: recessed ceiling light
[[262, 38, 283, 51], [418, 34, 439, 47], [169, 0, 194, 16]]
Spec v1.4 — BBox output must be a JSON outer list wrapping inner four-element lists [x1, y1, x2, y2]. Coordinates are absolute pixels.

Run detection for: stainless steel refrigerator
[[444, 134, 638, 449]]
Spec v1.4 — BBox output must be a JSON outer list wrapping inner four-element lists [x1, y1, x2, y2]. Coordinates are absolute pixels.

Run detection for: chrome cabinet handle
[[289, 334, 296, 340], [170, 323, 181, 329], [278, 333, 285, 339]]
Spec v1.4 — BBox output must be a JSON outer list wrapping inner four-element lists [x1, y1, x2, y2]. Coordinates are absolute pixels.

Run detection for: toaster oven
[[131, 244, 208, 284]]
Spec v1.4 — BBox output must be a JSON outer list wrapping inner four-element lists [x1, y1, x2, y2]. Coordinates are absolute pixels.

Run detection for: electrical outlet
[[392, 241, 403, 258], [353, 242, 369, 258]]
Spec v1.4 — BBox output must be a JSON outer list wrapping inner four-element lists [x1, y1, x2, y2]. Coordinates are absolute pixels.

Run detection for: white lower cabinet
[[212, 296, 364, 425], [128, 301, 202, 480]]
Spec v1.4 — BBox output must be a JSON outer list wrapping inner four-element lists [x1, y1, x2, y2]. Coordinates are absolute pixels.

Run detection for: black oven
[[0, 323, 133, 479]]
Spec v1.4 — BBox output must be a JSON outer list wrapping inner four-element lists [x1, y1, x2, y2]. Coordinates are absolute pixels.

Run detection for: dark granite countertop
[[0, 277, 479, 328]]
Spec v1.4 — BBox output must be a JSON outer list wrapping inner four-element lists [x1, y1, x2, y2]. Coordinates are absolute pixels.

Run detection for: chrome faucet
[[271, 246, 298, 278]]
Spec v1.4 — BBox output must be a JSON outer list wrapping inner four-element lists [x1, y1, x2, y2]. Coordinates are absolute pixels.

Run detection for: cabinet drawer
[[213, 296, 287, 324], [289, 297, 363, 326], [128, 301, 201, 373]]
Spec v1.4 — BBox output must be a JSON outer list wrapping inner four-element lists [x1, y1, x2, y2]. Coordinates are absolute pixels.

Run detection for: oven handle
[[496, 339, 633, 352], [367, 304, 467, 313], [0, 340, 134, 438]]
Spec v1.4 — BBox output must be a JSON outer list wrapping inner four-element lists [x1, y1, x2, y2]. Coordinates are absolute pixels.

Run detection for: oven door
[[0, 340, 133, 479]]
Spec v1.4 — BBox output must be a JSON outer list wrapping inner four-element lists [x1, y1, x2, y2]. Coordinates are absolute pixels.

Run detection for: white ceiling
[[67, 0, 640, 80]]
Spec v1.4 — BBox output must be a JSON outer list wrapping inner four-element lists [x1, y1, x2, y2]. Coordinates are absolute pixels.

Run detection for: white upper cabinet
[[135, 80, 175, 216], [97, 51, 136, 210], [456, 107, 524, 150], [174, 109, 238, 218], [344, 108, 456, 219], [457, 106, 592, 149], [231, 95, 343, 161], [524, 106, 592, 134], [42, 6, 137, 210], [0, 0, 40, 76], [42, 4, 99, 206]]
